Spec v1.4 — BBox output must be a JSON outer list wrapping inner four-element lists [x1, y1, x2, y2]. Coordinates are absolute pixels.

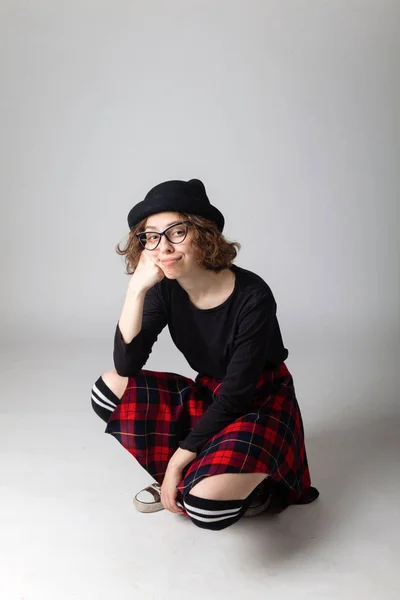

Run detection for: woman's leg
[[181, 473, 269, 530], [189, 472, 267, 500], [101, 369, 129, 399], [91, 369, 128, 422]]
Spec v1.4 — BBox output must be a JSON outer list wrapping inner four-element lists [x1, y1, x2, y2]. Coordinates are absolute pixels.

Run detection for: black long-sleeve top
[[113, 264, 289, 453]]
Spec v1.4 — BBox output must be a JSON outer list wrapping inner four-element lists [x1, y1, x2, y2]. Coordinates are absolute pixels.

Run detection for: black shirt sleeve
[[113, 284, 168, 377], [178, 292, 278, 453]]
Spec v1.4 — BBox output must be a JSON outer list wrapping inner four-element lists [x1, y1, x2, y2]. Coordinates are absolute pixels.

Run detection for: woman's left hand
[[161, 465, 184, 514]]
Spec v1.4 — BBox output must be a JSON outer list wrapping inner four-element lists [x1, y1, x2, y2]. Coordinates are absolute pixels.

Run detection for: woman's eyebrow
[[144, 221, 180, 231]]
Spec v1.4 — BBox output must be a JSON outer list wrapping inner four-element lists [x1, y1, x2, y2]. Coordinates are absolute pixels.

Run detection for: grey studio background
[[1, 2, 399, 600]]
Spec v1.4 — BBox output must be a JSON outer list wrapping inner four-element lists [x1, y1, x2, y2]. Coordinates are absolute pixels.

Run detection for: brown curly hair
[[115, 212, 241, 275]]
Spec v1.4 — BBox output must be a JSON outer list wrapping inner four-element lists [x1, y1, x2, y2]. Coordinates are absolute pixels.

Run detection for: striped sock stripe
[[92, 381, 117, 409], [182, 503, 241, 517], [182, 493, 245, 530], [91, 391, 115, 412], [91, 376, 121, 422], [183, 506, 242, 524]]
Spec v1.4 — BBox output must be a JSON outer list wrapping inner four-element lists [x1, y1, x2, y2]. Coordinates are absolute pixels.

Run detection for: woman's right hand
[[129, 250, 165, 294]]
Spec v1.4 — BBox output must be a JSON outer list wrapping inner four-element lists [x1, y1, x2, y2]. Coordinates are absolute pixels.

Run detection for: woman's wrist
[[168, 447, 197, 470]]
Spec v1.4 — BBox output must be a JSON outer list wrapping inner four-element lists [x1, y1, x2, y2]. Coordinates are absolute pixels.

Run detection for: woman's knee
[[101, 369, 129, 399], [91, 369, 128, 422]]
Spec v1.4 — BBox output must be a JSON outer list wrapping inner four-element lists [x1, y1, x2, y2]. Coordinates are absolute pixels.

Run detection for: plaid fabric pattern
[[105, 362, 312, 507]]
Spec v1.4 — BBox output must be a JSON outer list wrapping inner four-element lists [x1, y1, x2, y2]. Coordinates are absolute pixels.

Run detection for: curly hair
[[115, 212, 241, 275]]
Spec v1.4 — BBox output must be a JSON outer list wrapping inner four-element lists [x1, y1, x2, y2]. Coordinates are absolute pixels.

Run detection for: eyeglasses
[[136, 221, 191, 251]]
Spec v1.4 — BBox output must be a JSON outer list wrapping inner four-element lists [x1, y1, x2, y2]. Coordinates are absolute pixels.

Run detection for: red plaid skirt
[[105, 362, 313, 507]]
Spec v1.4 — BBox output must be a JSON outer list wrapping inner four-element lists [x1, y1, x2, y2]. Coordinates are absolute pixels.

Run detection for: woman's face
[[141, 212, 199, 277]]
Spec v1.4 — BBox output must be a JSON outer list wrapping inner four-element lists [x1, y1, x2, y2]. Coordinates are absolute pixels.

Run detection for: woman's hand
[[160, 464, 184, 514], [161, 448, 196, 513], [129, 250, 165, 294]]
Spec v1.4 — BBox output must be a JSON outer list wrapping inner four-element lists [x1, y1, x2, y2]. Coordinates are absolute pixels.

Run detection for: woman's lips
[[161, 257, 182, 265]]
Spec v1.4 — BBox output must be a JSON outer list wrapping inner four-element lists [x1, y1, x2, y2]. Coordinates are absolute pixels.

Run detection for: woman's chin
[[160, 267, 178, 279]]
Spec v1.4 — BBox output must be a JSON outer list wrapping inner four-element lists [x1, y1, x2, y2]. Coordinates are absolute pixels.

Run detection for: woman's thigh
[[190, 472, 267, 500]]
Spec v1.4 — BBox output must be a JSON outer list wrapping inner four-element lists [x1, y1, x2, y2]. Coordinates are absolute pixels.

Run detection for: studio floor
[[1, 338, 399, 600]]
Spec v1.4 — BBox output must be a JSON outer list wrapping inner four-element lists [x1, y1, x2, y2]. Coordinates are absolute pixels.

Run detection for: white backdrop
[[1, 0, 398, 340]]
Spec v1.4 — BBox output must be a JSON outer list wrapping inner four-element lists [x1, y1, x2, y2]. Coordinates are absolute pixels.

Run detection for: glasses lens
[[139, 233, 161, 250], [166, 224, 188, 243]]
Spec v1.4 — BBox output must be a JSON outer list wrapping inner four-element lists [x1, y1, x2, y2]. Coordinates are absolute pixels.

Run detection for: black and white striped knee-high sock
[[91, 376, 121, 422], [183, 493, 246, 530]]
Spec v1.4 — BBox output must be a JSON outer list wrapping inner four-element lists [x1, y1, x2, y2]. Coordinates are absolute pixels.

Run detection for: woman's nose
[[159, 235, 174, 250]]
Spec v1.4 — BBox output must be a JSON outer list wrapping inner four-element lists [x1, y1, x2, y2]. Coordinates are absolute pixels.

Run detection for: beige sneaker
[[133, 483, 164, 513]]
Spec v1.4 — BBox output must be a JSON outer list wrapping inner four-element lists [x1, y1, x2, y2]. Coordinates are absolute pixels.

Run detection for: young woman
[[91, 178, 319, 531]]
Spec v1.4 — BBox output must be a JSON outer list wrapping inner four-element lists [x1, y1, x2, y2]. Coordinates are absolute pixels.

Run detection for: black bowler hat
[[127, 179, 225, 232]]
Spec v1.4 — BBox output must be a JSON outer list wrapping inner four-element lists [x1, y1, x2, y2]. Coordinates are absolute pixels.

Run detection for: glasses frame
[[135, 220, 191, 251]]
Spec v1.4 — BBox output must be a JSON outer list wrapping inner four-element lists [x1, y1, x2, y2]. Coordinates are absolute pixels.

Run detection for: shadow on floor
[[233, 407, 400, 566]]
